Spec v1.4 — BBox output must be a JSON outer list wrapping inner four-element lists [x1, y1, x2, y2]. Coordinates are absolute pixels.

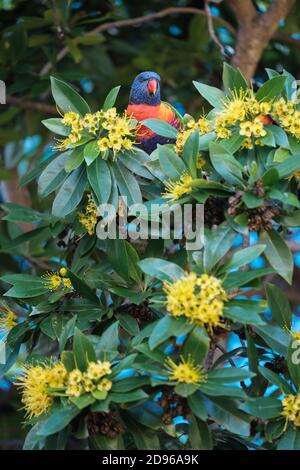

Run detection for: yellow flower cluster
[[163, 272, 227, 329], [175, 117, 211, 153], [15, 362, 68, 419], [78, 194, 98, 235], [66, 360, 112, 398], [97, 108, 136, 154], [163, 173, 193, 201], [213, 89, 272, 146], [16, 359, 113, 419], [0, 304, 17, 334], [271, 98, 300, 140], [165, 356, 207, 385], [43, 267, 72, 291], [281, 393, 300, 428], [55, 108, 137, 153]]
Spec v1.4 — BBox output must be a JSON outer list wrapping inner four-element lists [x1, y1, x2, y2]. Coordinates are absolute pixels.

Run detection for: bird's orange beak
[[148, 79, 157, 95]]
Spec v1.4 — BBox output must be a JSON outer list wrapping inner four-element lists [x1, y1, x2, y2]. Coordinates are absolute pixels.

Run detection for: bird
[[127, 71, 181, 154]]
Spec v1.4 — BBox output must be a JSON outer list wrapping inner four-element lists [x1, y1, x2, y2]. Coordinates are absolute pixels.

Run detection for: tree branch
[[39, 7, 236, 76], [226, 0, 257, 25], [229, 0, 296, 80], [205, 0, 227, 56], [6, 96, 57, 115]]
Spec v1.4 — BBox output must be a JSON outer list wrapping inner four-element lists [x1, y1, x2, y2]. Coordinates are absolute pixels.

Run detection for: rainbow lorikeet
[[127, 71, 181, 154]]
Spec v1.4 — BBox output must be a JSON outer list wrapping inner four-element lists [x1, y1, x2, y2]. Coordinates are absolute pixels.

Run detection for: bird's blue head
[[129, 71, 161, 106]]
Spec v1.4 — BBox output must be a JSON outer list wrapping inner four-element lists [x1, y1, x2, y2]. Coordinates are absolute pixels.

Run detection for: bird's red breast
[[127, 102, 180, 141]]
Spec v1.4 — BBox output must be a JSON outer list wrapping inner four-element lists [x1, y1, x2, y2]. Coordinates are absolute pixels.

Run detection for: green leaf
[[278, 426, 300, 450], [52, 166, 87, 217], [113, 160, 142, 205], [87, 157, 111, 204], [106, 239, 130, 282], [209, 142, 244, 186], [207, 369, 255, 383], [38, 152, 69, 197], [73, 327, 96, 371], [103, 86, 120, 111], [205, 397, 250, 436], [1, 274, 48, 298], [42, 118, 69, 136], [182, 130, 199, 178], [84, 140, 100, 166], [50, 76, 90, 116], [158, 145, 187, 179], [58, 316, 77, 353], [265, 283, 292, 330], [120, 149, 154, 180], [223, 268, 274, 290], [175, 383, 199, 397], [187, 393, 208, 420], [255, 324, 289, 356], [222, 244, 266, 272], [222, 63, 248, 92], [193, 81, 225, 108], [37, 405, 80, 437], [255, 76, 287, 101], [69, 394, 95, 410], [183, 326, 209, 364], [239, 397, 282, 419], [203, 223, 236, 272], [64, 147, 84, 172], [95, 322, 119, 359], [109, 389, 148, 403], [276, 153, 300, 179], [258, 365, 293, 394], [149, 316, 192, 350], [260, 230, 293, 284], [139, 257, 185, 282], [189, 415, 213, 450], [141, 118, 178, 138], [116, 313, 139, 336], [68, 271, 99, 303]]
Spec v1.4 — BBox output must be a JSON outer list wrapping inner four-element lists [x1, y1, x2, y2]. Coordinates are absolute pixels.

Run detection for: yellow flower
[[163, 272, 227, 329], [163, 174, 193, 201], [282, 393, 300, 428], [15, 362, 67, 419], [86, 360, 112, 381], [78, 194, 98, 235], [239, 120, 254, 137], [97, 137, 110, 152], [175, 115, 211, 153], [165, 356, 207, 385], [43, 272, 63, 290], [66, 383, 83, 398], [53, 137, 71, 151], [292, 330, 300, 341], [59, 267, 68, 277], [68, 369, 83, 384], [43, 270, 72, 291], [97, 378, 113, 392], [221, 89, 249, 124], [61, 112, 80, 126], [242, 137, 253, 150], [259, 102, 272, 114], [83, 374, 97, 392], [0, 304, 17, 333]]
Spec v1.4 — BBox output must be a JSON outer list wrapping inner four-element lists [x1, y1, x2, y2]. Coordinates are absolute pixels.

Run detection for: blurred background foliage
[[0, 0, 300, 449]]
